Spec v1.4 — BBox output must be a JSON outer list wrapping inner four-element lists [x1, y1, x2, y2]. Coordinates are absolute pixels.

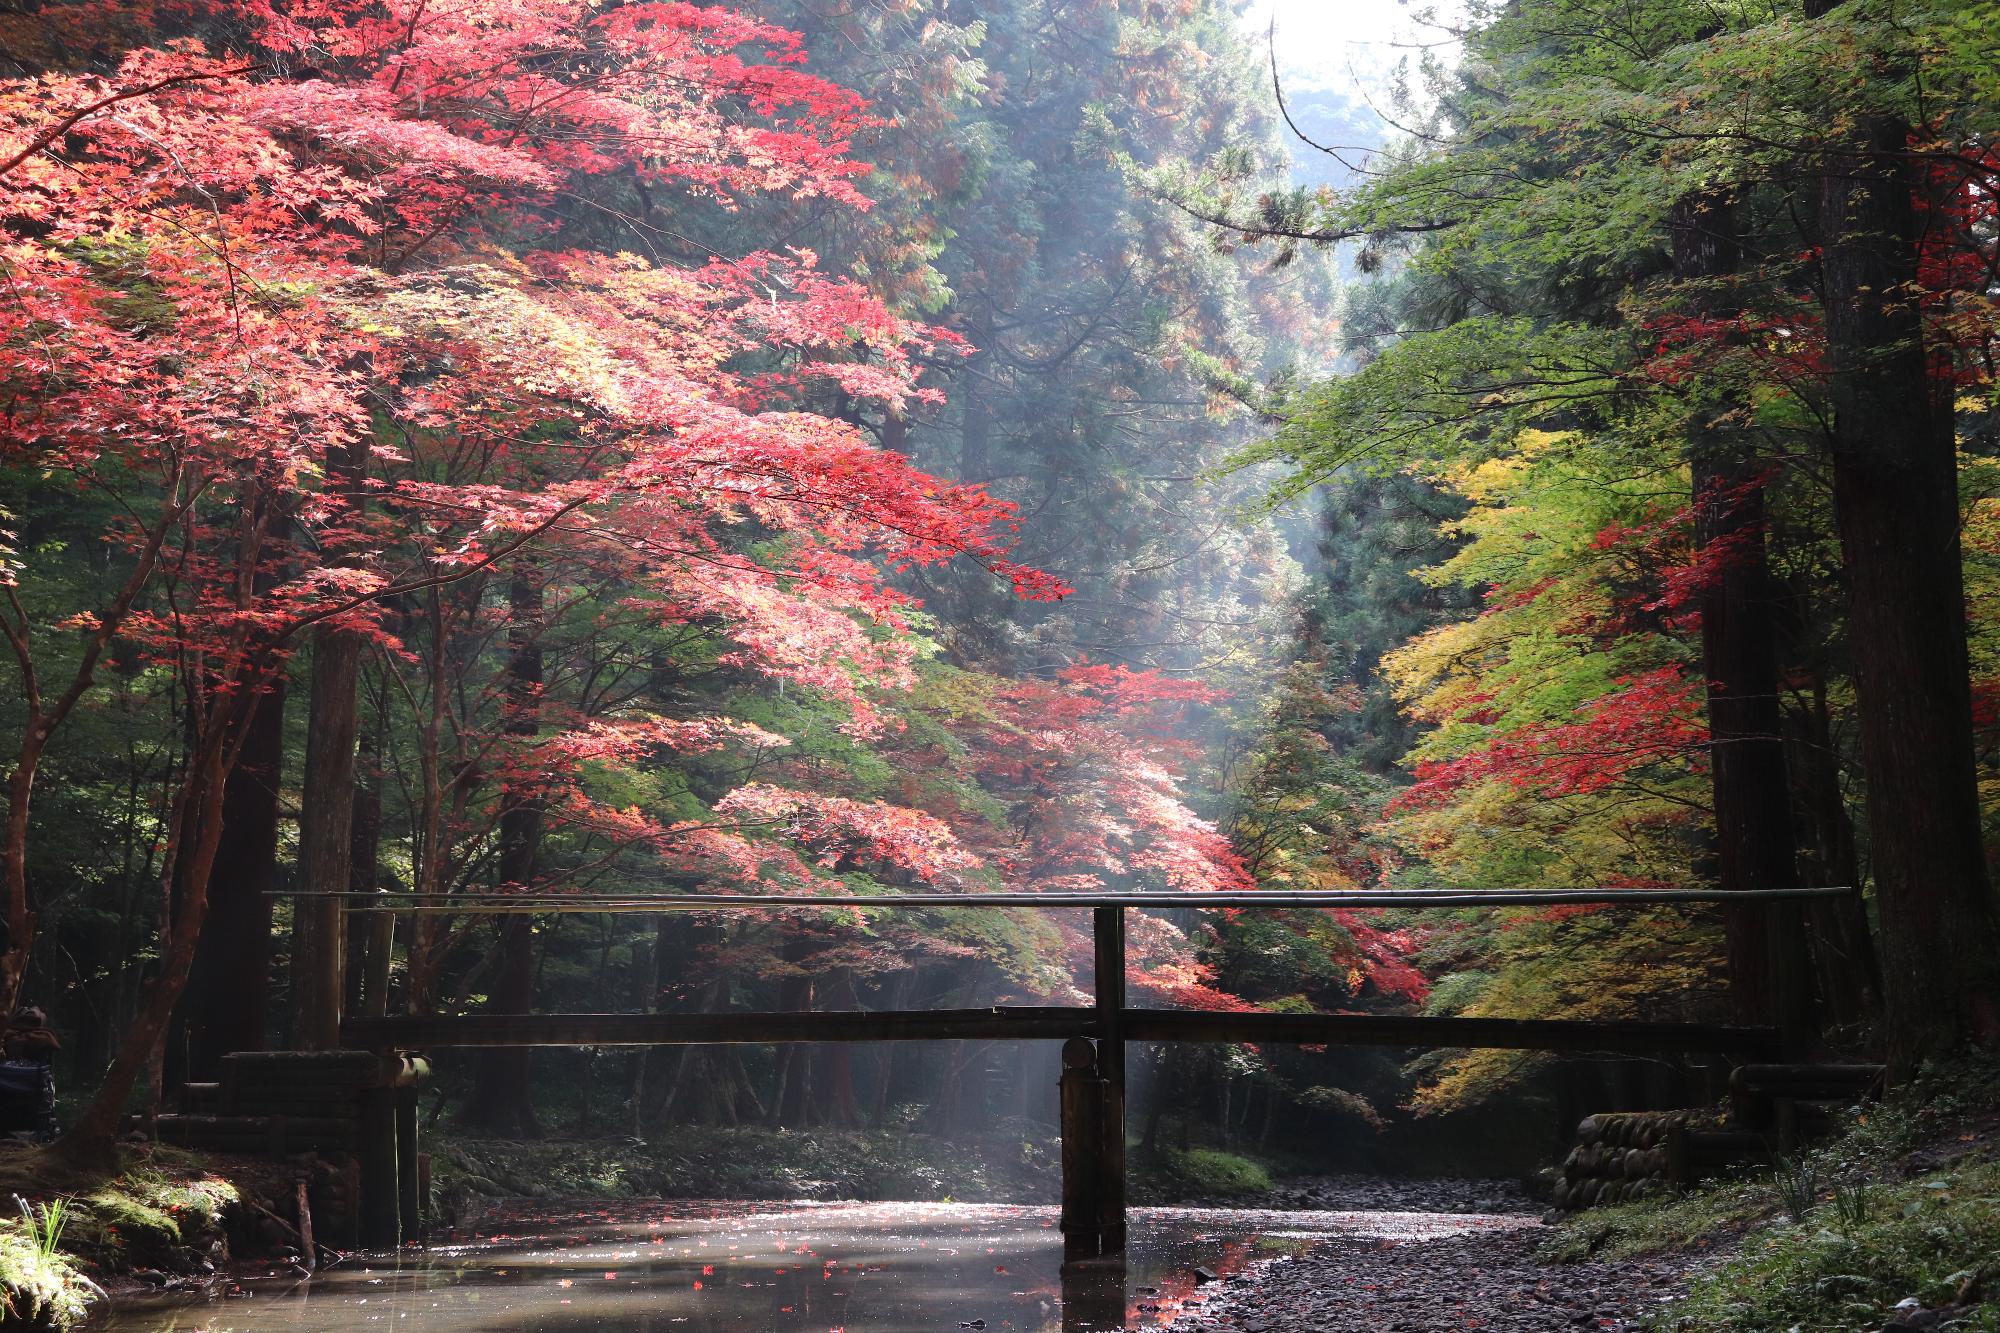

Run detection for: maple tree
[[0, 0, 1064, 1156]]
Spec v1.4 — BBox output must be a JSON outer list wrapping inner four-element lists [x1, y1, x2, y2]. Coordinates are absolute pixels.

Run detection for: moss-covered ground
[[0, 1143, 242, 1329], [1543, 1055, 2000, 1332]]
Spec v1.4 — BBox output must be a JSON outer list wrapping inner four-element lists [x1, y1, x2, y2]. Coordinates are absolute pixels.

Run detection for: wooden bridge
[[314, 886, 1842, 1259]]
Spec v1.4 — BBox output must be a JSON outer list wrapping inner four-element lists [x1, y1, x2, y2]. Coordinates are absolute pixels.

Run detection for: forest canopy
[[0, 0, 1996, 1166]]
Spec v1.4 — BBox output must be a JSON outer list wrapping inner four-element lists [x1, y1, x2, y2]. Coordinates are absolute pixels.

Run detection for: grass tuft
[[0, 1224, 90, 1330]]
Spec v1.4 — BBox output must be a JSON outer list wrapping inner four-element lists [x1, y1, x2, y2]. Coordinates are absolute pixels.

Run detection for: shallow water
[[95, 1200, 1533, 1333]]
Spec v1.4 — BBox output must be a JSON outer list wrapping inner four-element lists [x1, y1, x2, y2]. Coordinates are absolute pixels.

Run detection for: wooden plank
[[307, 885, 1859, 913], [345, 1007, 1096, 1048], [1093, 908, 1125, 1088], [1125, 1011, 1783, 1055], [342, 1007, 1779, 1055], [1731, 1063, 1885, 1091]]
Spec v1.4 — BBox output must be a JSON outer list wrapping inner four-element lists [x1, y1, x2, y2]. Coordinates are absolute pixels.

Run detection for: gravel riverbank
[[1154, 1175, 1710, 1333], [1263, 1173, 1539, 1216], [1163, 1225, 1705, 1332]]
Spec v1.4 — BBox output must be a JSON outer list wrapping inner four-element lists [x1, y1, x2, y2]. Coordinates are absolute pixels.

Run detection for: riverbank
[[0, 1141, 317, 1329], [1170, 1056, 2000, 1333], [1164, 1224, 1705, 1331]]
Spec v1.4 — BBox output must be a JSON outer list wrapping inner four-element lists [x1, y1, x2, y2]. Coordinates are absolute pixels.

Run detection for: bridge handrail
[[276, 885, 1855, 913]]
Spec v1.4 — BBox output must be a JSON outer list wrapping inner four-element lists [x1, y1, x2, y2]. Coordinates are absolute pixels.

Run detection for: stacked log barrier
[[1553, 1064, 1886, 1211], [1552, 1111, 1696, 1211]]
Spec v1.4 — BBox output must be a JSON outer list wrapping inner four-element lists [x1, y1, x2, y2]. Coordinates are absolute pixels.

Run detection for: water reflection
[[95, 1200, 1531, 1333]]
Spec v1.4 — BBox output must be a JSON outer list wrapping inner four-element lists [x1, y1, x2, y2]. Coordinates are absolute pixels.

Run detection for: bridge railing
[[306, 885, 1853, 1259]]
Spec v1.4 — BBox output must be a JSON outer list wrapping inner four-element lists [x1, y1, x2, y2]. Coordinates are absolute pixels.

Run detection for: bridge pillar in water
[[1060, 904, 1129, 1261], [396, 1087, 422, 1238], [359, 1059, 429, 1248], [1092, 906, 1126, 1253], [360, 1087, 400, 1246], [1059, 1037, 1115, 1260]]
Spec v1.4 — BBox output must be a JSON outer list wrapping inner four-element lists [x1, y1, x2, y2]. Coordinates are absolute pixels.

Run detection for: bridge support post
[[360, 1087, 400, 1247], [1058, 1036, 1105, 1260], [1060, 906, 1129, 1262], [395, 1086, 421, 1239], [1092, 905, 1126, 1254]]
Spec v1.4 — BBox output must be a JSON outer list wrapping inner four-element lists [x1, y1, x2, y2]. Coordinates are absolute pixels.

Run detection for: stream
[[92, 1199, 1535, 1332]]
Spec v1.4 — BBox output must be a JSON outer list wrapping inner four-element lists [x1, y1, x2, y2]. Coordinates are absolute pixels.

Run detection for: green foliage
[[11, 1198, 66, 1263], [0, 1225, 90, 1331], [1546, 1058, 2000, 1331], [1132, 1146, 1274, 1201], [1538, 1176, 1772, 1264], [1830, 1178, 1874, 1234], [1771, 1155, 1821, 1225], [1655, 1164, 2000, 1332]]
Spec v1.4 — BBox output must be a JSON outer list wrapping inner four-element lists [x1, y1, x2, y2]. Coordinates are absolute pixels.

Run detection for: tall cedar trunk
[[292, 627, 361, 1049], [174, 677, 285, 1078], [157, 719, 212, 1115], [291, 438, 370, 1050], [467, 570, 543, 1135], [348, 715, 395, 1018], [1801, 10, 2000, 1066], [1781, 677, 1879, 1024], [403, 585, 455, 1017], [1670, 192, 1817, 1049]]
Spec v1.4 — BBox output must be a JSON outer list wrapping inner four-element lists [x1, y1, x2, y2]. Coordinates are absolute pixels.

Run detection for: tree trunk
[[626, 916, 668, 1139], [769, 934, 815, 1127], [403, 586, 455, 1017], [60, 681, 249, 1161], [174, 676, 285, 1078], [291, 433, 372, 1051], [1670, 191, 1817, 1050], [1782, 674, 1879, 1025], [811, 968, 861, 1128], [1800, 33, 2000, 1066], [349, 713, 396, 1018], [466, 569, 543, 1136], [292, 627, 361, 1050]]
